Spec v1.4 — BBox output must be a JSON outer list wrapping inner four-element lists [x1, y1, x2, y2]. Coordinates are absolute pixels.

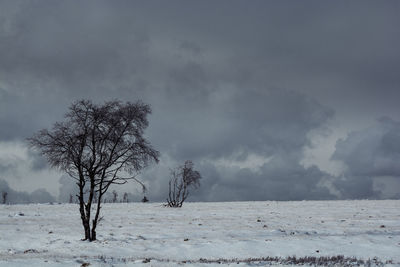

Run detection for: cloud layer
[[0, 1, 399, 201], [332, 117, 400, 199]]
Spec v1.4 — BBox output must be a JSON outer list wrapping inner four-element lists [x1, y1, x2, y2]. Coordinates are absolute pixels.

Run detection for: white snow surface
[[0, 200, 399, 266]]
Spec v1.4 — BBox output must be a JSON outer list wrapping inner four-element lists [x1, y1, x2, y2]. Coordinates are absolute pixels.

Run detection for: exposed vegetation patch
[[79, 255, 393, 266], [190, 255, 390, 266]]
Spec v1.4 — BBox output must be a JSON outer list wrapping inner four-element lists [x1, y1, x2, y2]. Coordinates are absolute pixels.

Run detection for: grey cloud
[[0, 179, 55, 204], [0, 160, 18, 174], [332, 117, 400, 198], [0, 87, 67, 141], [333, 176, 376, 200], [0, 150, 20, 175], [333, 117, 400, 177], [27, 150, 48, 171], [0, 1, 149, 83], [58, 175, 77, 203], [179, 41, 203, 56], [1, 0, 399, 141], [194, 161, 335, 202], [0, 144, 47, 175]]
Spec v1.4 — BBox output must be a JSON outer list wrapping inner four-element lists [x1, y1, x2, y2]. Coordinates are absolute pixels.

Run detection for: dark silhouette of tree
[[167, 160, 201, 207], [122, 192, 129, 203], [142, 196, 149, 202], [2, 191, 7, 204], [29, 100, 159, 241]]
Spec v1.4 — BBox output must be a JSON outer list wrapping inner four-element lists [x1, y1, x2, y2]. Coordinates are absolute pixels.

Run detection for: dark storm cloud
[[149, 87, 334, 162], [0, 1, 149, 84], [0, 85, 68, 141], [0, 1, 399, 201], [0, 1, 152, 140], [191, 161, 335, 202]]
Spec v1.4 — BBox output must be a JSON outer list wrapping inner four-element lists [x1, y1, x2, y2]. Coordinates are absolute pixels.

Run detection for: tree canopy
[[29, 99, 159, 240]]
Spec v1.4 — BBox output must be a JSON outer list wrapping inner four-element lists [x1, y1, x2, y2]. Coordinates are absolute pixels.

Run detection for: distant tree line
[[67, 191, 149, 204], [0, 179, 56, 204]]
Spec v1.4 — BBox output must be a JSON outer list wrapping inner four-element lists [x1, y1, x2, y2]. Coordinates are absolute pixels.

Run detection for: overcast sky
[[1, 1, 399, 202]]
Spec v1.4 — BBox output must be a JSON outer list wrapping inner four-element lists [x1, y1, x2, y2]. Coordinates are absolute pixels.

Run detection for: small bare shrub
[[166, 160, 201, 207]]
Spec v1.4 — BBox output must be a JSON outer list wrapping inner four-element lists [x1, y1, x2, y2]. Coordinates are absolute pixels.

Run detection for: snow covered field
[[0, 200, 399, 266]]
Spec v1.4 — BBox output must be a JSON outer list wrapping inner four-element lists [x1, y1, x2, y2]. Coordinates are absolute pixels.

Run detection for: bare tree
[[167, 160, 201, 207], [29, 100, 159, 241], [2, 191, 7, 204]]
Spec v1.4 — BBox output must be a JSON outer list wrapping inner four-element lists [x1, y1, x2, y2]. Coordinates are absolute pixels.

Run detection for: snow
[[0, 200, 399, 266]]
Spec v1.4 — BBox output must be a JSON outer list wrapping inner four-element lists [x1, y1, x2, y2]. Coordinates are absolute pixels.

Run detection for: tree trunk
[[90, 187, 104, 242], [78, 178, 91, 240], [77, 174, 97, 241], [91, 226, 96, 241], [79, 205, 91, 240], [83, 219, 91, 240], [90, 204, 101, 241]]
